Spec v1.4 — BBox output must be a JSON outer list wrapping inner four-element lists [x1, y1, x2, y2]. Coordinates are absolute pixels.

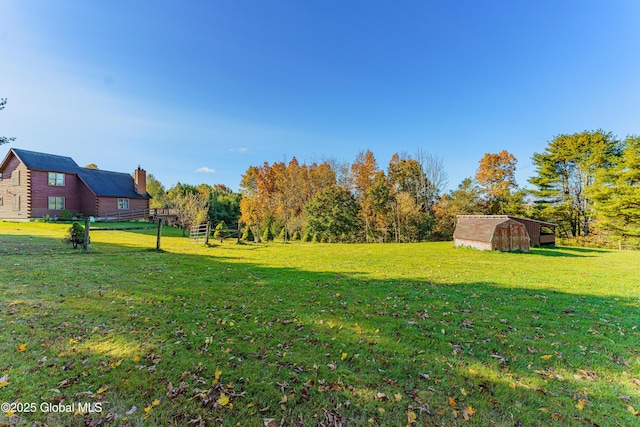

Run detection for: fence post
[[205, 222, 210, 245], [83, 217, 90, 252], [156, 219, 163, 250]]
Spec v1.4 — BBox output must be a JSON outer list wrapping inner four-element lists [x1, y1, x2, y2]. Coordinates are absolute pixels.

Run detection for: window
[[48, 196, 65, 210], [48, 172, 65, 186], [0, 196, 3, 206], [11, 170, 20, 186], [12, 195, 20, 211], [117, 198, 129, 210]]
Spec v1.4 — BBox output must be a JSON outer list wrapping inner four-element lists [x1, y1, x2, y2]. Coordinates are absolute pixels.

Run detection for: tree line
[[144, 129, 640, 245]]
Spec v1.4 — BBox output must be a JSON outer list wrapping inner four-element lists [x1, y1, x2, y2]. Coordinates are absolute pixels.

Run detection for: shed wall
[[454, 238, 492, 251], [493, 222, 530, 252]]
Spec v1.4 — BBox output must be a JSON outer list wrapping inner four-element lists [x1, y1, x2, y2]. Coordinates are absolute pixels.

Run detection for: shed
[[453, 216, 530, 252], [506, 216, 557, 247]]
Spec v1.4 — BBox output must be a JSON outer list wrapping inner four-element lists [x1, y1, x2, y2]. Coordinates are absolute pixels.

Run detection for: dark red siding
[[29, 170, 84, 218], [96, 197, 149, 217], [78, 183, 98, 216]]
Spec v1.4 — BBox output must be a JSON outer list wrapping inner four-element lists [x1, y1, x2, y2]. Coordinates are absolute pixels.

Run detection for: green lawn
[[0, 221, 638, 426]]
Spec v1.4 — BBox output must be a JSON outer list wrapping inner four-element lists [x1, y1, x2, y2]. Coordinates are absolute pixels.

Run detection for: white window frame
[[48, 196, 65, 210], [117, 198, 130, 210], [48, 172, 65, 186]]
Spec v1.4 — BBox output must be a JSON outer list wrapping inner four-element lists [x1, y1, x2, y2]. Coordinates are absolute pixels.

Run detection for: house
[[453, 215, 557, 252], [0, 148, 150, 221]]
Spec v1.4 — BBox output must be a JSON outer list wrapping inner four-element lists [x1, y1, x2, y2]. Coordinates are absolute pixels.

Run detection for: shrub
[[302, 232, 312, 242], [278, 228, 289, 241], [242, 227, 255, 242], [59, 210, 73, 221], [261, 227, 274, 242], [66, 222, 86, 249], [292, 231, 301, 241], [214, 221, 227, 242]]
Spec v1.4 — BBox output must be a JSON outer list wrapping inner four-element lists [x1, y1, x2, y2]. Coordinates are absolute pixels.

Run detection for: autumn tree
[[239, 166, 263, 230], [433, 178, 484, 239], [367, 171, 393, 242], [475, 150, 518, 214], [414, 148, 448, 213], [350, 150, 380, 241], [387, 153, 436, 241], [589, 135, 640, 240], [0, 98, 16, 145], [240, 159, 336, 239], [530, 130, 619, 237], [168, 184, 208, 236]]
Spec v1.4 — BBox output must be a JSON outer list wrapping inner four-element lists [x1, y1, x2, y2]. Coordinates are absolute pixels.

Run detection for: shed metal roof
[[457, 215, 557, 228], [453, 217, 515, 242]]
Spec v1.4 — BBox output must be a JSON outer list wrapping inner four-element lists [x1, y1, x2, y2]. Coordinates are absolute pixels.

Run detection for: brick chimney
[[134, 166, 147, 195]]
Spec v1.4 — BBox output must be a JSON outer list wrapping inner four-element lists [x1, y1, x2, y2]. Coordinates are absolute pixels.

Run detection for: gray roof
[[453, 217, 519, 242], [4, 148, 149, 199], [10, 148, 80, 173], [78, 168, 150, 199]]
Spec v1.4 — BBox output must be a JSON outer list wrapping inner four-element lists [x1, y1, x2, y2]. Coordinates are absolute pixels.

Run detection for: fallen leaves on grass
[[462, 405, 476, 421], [17, 343, 27, 352], [407, 408, 417, 424], [216, 394, 230, 407]]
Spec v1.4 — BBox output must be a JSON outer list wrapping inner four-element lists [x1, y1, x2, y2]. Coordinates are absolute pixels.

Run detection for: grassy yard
[[0, 221, 638, 426]]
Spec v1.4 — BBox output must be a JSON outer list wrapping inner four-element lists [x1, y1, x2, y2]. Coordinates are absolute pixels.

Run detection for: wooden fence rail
[[102, 208, 178, 222], [83, 217, 163, 251]]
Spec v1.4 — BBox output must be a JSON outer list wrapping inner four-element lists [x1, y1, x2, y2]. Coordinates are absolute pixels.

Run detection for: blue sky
[[1, 1, 639, 192]]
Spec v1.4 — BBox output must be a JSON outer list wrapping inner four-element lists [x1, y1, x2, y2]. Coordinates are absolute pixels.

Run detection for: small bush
[[278, 228, 289, 241], [214, 221, 227, 242], [292, 231, 301, 241], [66, 222, 86, 249], [242, 227, 255, 242], [261, 227, 274, 242], [302, 232, 312, 242], [59, 210, 73, 221]]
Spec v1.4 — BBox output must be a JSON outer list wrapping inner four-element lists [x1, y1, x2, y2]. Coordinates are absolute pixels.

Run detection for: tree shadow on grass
[[1, 236, 639, 426]]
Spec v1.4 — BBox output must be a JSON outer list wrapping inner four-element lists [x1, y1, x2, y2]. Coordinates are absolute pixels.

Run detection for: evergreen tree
[[261, 227, 274, 242], [590, 135, 640, 239], [530, 130, 619, 237], [241, 227, 255, 242], [214, 221, 227, 242]]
